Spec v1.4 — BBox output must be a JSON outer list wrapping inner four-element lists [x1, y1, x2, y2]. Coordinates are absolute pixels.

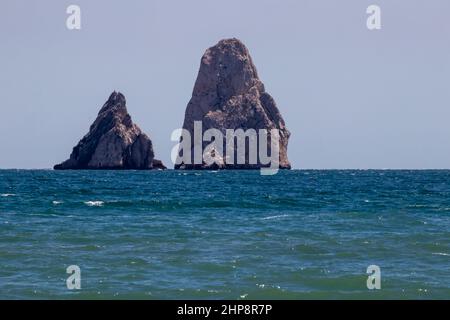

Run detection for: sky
[[1, 0, 450, 169]]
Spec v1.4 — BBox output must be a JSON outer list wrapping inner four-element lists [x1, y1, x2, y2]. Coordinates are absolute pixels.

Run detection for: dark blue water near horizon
[[0, 170, 449, 299]]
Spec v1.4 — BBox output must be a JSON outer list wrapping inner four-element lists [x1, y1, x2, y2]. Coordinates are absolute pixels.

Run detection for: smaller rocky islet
[[54, 91, 165, 170]]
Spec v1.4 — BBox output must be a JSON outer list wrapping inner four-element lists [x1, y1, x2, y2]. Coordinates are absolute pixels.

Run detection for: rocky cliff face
[[175, 38, 291, 170], [54, 91, 165, 170]]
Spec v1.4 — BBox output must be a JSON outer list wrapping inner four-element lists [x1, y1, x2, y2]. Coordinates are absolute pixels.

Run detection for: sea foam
[[85, 201, 104, 207], [261, 214, 290, 220], [432, 252, 450, 256]]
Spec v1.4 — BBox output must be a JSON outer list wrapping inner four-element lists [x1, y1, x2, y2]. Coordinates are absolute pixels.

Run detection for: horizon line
[[1, 168, 450, 171]]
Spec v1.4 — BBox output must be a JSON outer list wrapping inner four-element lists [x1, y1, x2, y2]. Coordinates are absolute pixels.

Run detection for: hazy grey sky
[[1, 0, 449, 169]]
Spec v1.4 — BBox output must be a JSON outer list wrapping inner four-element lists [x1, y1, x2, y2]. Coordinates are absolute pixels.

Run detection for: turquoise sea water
[[0, 170, 449, 299]]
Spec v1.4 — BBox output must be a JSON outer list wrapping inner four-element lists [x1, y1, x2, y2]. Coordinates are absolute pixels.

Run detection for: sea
[[0, 170, 449, 299]]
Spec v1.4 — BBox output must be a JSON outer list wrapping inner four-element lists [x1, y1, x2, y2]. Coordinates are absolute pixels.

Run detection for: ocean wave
[[84, 201, 104, 207], [432, 252, 450, 256], [1, 194, 16, 197], [52, 201, 63, 205], [261, 214, 290, 220]]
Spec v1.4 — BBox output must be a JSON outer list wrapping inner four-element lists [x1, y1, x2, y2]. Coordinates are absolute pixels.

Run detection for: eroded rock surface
[[175, 38, 291, 170]]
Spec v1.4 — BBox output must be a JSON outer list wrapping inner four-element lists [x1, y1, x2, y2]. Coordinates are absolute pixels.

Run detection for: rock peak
[[107, 91, 126, 104], [215, 38, 248, 52], [54, 92, 166, 170], [99, 91, 127, 115]]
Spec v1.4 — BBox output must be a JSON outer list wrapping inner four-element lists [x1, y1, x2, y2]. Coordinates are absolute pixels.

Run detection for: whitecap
[[207, 289, 219, 293], [432, 252, 450, 256], [261, 214, 290, 220], [409, 204, 428, 208], [85, 201, 104, 207], [52, 201, 63, 205], [1, 194, 15, 197]]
